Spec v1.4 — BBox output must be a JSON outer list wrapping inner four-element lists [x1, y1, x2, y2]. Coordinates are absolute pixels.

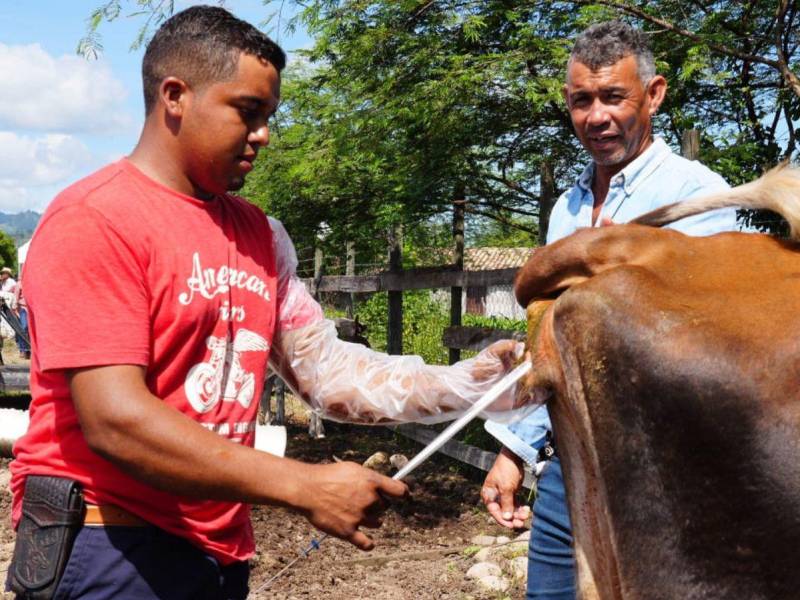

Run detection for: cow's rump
[[523, 227, 800, 599]]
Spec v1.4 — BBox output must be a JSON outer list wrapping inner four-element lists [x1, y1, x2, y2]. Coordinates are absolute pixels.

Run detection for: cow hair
[[632, 162, 800, 240]]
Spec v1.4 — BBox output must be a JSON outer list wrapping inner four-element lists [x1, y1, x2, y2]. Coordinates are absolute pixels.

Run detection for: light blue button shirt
[[486, 137, 739, 466]]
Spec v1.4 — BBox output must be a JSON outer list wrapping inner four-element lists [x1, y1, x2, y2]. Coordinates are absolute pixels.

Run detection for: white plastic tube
[[392, 361, 532, 481]]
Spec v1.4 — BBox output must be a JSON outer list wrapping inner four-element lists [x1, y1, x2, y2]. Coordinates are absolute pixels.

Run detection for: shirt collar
[[574, 136, 672, 196]]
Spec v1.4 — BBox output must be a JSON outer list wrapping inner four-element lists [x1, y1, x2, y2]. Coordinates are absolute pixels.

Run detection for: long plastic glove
[[267, 216, 535, 425], [270, 318, 533, 425]]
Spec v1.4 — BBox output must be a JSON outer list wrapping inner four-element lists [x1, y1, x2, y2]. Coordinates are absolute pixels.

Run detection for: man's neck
[[128, 123, 207, 199], [590, 136, 655, 225]]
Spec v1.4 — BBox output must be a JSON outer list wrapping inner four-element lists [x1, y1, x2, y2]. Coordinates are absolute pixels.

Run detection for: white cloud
[[0, 185, 47, 213], [0, 132, 93, 211], [0, 43, 132, 133]]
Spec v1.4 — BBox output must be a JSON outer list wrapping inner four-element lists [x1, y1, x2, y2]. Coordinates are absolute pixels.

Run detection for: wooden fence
[[303, 264, 522, 355]]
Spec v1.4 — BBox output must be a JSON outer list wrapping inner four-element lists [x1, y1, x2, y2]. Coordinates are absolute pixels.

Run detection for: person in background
[[0, 267, 16, 293], [480, 21, 738, 600], [13, 279, 29, 360]]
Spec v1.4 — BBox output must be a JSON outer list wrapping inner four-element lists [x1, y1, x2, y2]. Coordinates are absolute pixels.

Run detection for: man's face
[[563, 55, 666, 171], [179, 52, 280, 199]]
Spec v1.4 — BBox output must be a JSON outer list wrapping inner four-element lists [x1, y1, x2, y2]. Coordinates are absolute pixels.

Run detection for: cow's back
[[534, 232, 800, 599]]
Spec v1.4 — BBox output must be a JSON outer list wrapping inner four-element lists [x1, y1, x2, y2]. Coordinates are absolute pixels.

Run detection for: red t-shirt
[[10, 159, 279, 564]]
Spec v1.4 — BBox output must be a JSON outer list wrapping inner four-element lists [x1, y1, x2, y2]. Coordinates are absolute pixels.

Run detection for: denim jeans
[[16, 308, 29, 354], [8, 525, 249, 600], [526, 457, 576, 600]]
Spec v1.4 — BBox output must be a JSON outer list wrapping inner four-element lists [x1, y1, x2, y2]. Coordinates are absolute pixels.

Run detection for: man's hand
[[69, 364, 407, 547], [298, 462, 409, 550], [471, 339, 524, 381], [481, 447, 530, 529]]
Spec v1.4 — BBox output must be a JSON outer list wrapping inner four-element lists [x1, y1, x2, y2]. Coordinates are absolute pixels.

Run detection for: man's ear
[[561, 83, 570, 108], [158, 77, 190, 118], [646, 75, 667, 115]]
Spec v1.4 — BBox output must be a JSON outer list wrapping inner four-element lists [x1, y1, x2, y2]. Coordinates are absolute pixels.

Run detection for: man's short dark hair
[[142, 5, 287, 114], [570, 21, 655, 83]]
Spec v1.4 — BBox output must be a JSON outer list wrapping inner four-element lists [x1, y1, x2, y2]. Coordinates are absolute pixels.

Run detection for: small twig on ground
[[335, 536, 528, 568], [337, 545, 468, 568]]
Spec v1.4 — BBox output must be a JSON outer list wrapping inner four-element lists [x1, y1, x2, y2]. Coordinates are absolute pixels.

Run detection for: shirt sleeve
[[26, 205, 150, 371]]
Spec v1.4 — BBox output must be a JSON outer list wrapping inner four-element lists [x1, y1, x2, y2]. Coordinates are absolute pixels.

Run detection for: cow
[[517, 164, 800, 600]]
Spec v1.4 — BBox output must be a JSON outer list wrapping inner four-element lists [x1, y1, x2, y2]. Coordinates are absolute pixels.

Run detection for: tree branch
[[774, 0, 800, 97], [569, 0, 781, 69], [464, 206, 539, 234]]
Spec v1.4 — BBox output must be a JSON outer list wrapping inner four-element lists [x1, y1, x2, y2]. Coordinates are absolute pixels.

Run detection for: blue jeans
[[7, 525, 249, 599], [526, 457, 576, 600], [16, 308, 29, 353]]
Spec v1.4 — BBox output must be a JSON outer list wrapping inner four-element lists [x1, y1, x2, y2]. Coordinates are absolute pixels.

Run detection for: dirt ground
[[0, 338, 29, 368], [0, 406, 527, 599]]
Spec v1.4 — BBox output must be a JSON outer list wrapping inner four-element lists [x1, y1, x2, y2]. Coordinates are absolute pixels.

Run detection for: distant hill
[[0, 211, 40, 245]]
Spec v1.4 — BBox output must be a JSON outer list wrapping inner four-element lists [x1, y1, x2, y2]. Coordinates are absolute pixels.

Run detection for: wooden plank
[[345, 240, 355, 318], [461, 268, 518, 288], [0, 366, 30, 393], [301, 267, 518, 294], [309, 275, 381, 293], [450, 198, 465, 365], [539, 160, 555, 247], [442, 326, 526, 351], [390, 423, 534, 489], [387, 225, 403, 355]]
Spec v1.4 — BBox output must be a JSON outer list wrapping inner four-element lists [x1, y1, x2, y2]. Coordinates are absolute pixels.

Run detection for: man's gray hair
[[569, 21, 656, 84]]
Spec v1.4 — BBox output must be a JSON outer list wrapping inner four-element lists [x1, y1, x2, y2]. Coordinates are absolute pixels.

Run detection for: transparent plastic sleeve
[[269, 319, 536, 425], [267, 215, 537, 425]]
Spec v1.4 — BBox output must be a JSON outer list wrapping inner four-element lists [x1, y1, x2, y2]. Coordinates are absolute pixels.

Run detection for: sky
[[0, 0, 311, 214]]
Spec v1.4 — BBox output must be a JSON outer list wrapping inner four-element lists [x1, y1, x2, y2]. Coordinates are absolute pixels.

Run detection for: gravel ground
[[1, 413, 529, 599]]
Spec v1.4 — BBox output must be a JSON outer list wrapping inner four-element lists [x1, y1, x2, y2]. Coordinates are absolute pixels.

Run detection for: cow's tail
[[632, 162, 800, 240]]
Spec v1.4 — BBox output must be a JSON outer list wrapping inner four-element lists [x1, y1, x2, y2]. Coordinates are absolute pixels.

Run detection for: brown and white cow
[[518, 165, 800, 599]]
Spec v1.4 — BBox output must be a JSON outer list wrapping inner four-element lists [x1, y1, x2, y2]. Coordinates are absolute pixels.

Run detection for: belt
[[84, 504, 148, 527]]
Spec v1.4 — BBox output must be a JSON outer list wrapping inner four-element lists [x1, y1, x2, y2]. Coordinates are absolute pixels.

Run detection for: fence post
[[681, 129, 700, 160], [345, 240, 356, 319], [539, 160, 555, 247], [309, 246, 326, 438], [387, 224, 403, 355], [275, 377, 285, 425], [313, 247, 324, 293], [259, 375, 273, 425], [449, 196, 465, 365]]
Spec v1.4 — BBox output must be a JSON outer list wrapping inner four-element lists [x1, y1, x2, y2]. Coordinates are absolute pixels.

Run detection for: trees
[[0, 231, 17, 273], [246, 0, 586, 259], [85, 0, 800, 241]]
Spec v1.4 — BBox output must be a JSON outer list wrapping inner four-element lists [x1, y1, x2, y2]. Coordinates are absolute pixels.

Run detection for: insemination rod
[[392, 360, 532, 481], [253, 360, 531, 595]]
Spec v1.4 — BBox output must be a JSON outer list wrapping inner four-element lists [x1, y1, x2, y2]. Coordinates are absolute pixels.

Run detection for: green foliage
[[355, 290, 450, 364], [0, 231, 17, 273], [241, 0, 584, 258], [468, 216, 539, 248], [460, 419, 502, 452], [463, 314, 527, 333], [322, 305, 347, 320], [462, 545, 481, 558], [87, 0, 800, 243]]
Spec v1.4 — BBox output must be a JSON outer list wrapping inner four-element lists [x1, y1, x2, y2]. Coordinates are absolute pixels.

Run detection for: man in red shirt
[[6, 7, 526, 599]]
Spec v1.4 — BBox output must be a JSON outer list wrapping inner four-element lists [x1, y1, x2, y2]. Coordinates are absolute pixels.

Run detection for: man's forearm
[[271, 320, 524, 424], [70, 365, 308, 508]]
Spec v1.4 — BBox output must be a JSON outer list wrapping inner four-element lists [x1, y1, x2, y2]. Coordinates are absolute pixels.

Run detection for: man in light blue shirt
[[480, 21, 738, 600]]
